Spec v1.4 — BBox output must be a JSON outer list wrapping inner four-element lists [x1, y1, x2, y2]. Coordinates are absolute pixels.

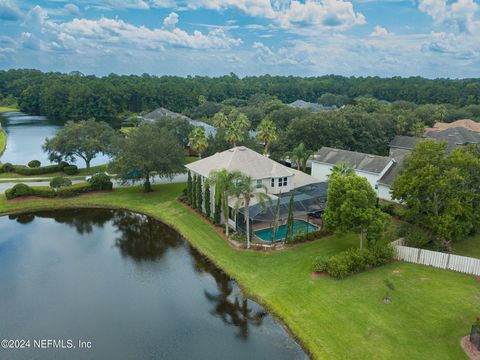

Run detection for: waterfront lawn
[[0, 129, 6, 155], [0, 183, 477, 360], [0, 106, 18, 113]]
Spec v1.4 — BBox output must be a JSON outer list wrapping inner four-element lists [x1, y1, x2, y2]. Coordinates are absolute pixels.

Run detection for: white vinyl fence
[[392, 239, 480, 276]]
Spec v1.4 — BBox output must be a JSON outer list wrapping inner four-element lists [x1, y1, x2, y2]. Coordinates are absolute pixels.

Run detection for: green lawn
[[0, 129, 6, 156], [0, 184, 477, 360], [0, 106, 18, 113], [453, 234, 480, 259]]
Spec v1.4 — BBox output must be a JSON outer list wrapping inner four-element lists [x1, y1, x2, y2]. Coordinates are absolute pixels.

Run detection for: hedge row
[[5, 179, 113, 200], [0, 162, 78, 176], [289, 228, 330, 243], [313, 245, 394, 279]]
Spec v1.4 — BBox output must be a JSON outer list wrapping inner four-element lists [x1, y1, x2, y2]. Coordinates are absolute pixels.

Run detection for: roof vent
[[367, 155, 374, 158], [238, 147, 246, 151]]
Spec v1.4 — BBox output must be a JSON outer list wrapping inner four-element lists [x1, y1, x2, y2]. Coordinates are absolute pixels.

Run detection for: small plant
[[230, 233, 246, 244], [49, 176, 72, 190], [63, 165, 79, 175], [28, 160, 41, 168], [88, 173, 113, 190], [383, 278, 395, 303]]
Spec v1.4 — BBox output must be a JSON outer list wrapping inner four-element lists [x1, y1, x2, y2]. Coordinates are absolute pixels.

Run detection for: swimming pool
[[254, 220, 318, 242]]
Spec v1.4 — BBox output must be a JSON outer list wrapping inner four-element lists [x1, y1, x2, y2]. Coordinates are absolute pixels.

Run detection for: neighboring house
[[185, 146, 327, 235], [142, 107, 217, 137], [288, 99, 334, 112], [311, 122, 480, 202], [311, 147, 395, 190]]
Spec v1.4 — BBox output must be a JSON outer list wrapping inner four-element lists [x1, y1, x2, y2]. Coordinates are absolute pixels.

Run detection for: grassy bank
[[0, 106, 18, 113], [0, 184, 477, 359], [0, 128, 6, 156]]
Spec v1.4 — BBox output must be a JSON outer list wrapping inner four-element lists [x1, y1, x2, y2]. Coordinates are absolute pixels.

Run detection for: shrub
[[63, 165, 79, 175], [28, 160, 41, 168], [56, 183, 92, 197], [0, 162, 14, 173], [50, 176, 72, 190], [405, 226, 433, 248], [230, 233, 246, 244], [5, 183, 33, 199], [380, 202, 395, 216], [87, 173, 113, 191], [12, 164, 62, 175], [290, 228, 330, 243], [58, 161, 70, 170], [29, 186, 56, 198], [314, 245, 394, 279]]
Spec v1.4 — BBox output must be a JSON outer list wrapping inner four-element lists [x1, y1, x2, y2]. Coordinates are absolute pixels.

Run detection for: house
[[142, 107, 217, 137], [311, 147, 395, 190], [185, 146, 327, 239], [311, 122, 480, 202], [288, 100, 334, 112]]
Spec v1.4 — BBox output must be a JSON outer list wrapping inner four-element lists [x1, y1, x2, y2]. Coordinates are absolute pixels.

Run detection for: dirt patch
[[461, 335, 480, 360], [311, 272, 328, 279]]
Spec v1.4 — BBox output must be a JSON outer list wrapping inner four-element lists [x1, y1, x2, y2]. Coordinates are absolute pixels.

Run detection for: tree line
[[1, 69, 480, 123]]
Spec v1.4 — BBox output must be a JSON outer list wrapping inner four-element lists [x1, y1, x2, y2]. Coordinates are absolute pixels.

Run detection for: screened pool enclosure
[[234, 182, 328, 242]]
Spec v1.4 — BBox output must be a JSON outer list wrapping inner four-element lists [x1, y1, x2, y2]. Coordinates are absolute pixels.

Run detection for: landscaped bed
[[0, 183, 478, 359]]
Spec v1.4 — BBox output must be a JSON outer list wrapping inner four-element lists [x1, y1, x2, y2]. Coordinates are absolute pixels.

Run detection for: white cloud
[[42, 12, 242, 51], [163, 12, 178, 29], [370, 25, 389, 37], [252, 40, 315, 66], [419, 0, 480, 34], [0, 0, 22, 21]]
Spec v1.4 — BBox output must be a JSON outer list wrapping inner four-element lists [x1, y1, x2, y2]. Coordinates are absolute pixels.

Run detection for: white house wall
[[311, 162, 381, 189], [377, 184, 394, 202]]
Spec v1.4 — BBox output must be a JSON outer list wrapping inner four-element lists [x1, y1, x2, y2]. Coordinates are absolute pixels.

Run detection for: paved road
[[0, 173, 188, 193]]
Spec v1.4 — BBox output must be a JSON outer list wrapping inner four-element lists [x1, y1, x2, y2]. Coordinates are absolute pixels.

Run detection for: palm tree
[[410, 121, 426, 137], [231, 175, 271, 249], [330, 162, 354, 178], [208, 169, 242, 237], [256, 118, 277, 156], [189, 127, 209, 158], [212, 111, 229, 129], [225, 121, 245, 147], [234, 112, 250, 131], [287, 143, 313, 172]]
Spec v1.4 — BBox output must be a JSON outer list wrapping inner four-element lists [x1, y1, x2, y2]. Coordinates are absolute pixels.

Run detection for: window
[[271, 178, 275, 187], [278, 178, 282, 187], [283, 177, 288, 186], [256, 179, 262, 189]]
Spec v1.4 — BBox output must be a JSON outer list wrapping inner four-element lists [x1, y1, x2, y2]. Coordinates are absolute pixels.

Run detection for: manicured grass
[[453, 234, 480, 259], [0, 164, 109, 179], [0, 106, 18, 113], [0, 184, 477, 359], [0, 129, 6, 156]]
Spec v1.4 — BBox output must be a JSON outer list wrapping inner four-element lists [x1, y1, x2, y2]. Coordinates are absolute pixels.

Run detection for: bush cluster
[[0, 161, 78, 176], [56, 183, 94, 197], [87, 173, 113, 191], [5, 184, 56, 200], [49, 177, 72, 189], [230, 233, 246, 244], [27, 160, 41, 168], [291, 228, 330, 243], [312, 245, 394, 279]]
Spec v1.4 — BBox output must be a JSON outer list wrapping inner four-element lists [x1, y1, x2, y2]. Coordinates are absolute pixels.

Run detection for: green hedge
[[56, 183, 93, 197], [5, 182, 112, 200], [63, 165, 79, 175], [290, 228, 330, 243], [313, 245, 394, 279], [0, 162, 79, 176], [5, 184, 56, 200]]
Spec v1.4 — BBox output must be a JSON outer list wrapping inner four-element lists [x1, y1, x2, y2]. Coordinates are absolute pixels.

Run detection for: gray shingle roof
[[389, 135, 421, 150], [378, 148, 411, 186], [425, 127, 480, 151], [288, 100, 332, 112], [313, 147, 392, 174]]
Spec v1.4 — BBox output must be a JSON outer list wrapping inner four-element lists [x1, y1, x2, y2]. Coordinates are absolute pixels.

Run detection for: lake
[[0, 112, 110, 167], [0, 208, 307, 360]]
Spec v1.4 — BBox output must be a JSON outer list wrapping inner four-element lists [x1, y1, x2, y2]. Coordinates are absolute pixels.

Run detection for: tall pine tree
[[285, 192, 295, 243], [214, 186, 221, 224], [192, 174, 197, 209], [187, 171, 193, 205], [204, 181, 211, 219], [197, 176, 203, 213]]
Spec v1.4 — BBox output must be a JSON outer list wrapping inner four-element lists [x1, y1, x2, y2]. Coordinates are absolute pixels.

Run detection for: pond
[[0, 208, 307, 359], [0, 112, 110, 167]]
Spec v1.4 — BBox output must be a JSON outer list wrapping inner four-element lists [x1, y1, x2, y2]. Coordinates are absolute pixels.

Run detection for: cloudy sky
[[0, 0, 479, 78]]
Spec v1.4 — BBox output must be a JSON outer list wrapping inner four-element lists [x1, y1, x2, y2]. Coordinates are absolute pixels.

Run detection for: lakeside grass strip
[[0, 183, 478, 360]]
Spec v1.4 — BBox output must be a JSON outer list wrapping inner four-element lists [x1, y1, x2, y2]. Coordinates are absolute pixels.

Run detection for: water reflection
[[0, 209, 306, 360], [190, 247, 267, 339]]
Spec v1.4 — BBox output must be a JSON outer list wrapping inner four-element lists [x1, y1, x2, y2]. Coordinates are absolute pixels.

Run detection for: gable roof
[[313, 147, 392, 174], [142, 107, 217, 136], [185, 146, 320, 187], [389, 135, 422, 150], [426, 119, 480, 133], [425, 127, 480, 151], [378, 148, 411, 186], [288, 100, 332, 112]]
